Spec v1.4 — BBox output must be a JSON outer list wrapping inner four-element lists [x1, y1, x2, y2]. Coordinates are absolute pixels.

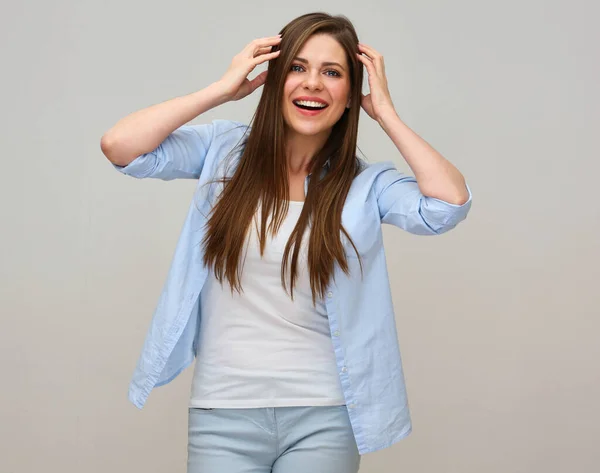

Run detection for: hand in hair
[[356, 42, 397, 123], [218, 35, 282, 102]]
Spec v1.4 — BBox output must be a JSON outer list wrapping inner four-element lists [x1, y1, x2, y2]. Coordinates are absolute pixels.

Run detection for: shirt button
[[341, 366, 348, 373], [333, 330, 340, 337], [348, 403, 356, 409], [327, 291, 333, 298]]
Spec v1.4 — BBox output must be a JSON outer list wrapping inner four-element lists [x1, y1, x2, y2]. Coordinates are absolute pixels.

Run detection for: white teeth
[[294, 100, 327, 108]]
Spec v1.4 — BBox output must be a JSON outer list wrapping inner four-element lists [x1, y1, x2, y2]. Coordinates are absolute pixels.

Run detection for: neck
[[284, 126, 331, 175]]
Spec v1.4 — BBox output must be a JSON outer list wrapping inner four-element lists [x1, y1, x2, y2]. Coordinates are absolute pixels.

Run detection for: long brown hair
[[202, 12, 365, 305]]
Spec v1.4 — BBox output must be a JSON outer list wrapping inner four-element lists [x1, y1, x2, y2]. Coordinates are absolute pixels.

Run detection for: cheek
[[284, 76, 302, 97], [330, 82, 351, 105], [282, 80, 299, 117]]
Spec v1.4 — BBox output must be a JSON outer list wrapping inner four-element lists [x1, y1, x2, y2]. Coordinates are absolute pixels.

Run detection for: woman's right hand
[[217, 35, 282, 102]]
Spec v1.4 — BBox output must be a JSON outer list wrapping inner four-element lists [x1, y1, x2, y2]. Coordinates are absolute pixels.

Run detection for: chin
[[283, 111, 341, 137], [287, 121, 329, 136]]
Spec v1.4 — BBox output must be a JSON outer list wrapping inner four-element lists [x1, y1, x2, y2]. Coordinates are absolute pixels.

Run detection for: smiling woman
[[283, 34, 352, 138], [202, 16, 366, 303], [101, 10, 472, 473]]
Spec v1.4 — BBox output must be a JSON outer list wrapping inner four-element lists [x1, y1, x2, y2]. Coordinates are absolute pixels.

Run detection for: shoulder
[[354, 159, 403, 194], [211, 118, 249, 134], [207, 119, 250, 145], [199, 119, 250, 168], [194, 119, 250, 180], [341, 159, 399, 202], [180, 118, 250, 148], [357, 158, 396, 175]]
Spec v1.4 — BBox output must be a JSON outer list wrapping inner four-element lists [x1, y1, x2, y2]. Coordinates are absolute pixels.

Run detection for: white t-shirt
[[189, 200, 345, 408]]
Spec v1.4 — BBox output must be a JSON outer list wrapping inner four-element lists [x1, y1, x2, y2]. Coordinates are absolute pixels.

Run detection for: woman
[[101, 12, 472, 473]]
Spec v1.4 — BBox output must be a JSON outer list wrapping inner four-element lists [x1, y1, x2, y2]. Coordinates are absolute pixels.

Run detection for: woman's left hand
[[356, 43, 397, 123]]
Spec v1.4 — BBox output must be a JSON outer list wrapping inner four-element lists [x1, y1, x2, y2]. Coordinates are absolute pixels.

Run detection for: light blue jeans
[[187, 405, 361, 473]]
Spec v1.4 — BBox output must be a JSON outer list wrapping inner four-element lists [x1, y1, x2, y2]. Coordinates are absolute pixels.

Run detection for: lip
[[292, 96, 329, 117], [293, 96, 329, 105]]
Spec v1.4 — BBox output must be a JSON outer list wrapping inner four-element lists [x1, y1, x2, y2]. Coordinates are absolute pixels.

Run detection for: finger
[[357, 42, 379, 59], [357, 51, 382, 79], [253, 46, 274, 58], [252, 35, 283, 45], [358, 43, 385, 73], [357, 51, 373, 64], [356, 53, 375, 73], [249, 70, 268, 91], [252, 50, 280, 66], [361, 93, 373, 115], [356, 43, 373, 60], [244, 36, 282, 56], [256, 35, 283, 47]]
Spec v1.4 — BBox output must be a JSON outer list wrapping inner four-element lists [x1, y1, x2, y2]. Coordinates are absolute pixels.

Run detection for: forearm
[[100, 81, 230, 166], [378, 110, 469, 205]]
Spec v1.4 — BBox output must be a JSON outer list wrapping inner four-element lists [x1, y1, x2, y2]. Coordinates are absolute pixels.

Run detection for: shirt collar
[[308, 158, 331, 177]]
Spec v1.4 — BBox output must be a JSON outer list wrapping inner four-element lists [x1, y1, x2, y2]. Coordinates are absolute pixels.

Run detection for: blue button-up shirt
[[112, 119, 472, 454]]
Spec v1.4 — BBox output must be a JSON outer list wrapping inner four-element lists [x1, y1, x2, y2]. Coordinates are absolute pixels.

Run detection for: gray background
[[1, 0, 598, 472]]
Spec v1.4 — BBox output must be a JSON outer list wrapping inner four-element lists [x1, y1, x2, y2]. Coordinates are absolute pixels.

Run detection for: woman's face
[[282, 34, 351, 138]]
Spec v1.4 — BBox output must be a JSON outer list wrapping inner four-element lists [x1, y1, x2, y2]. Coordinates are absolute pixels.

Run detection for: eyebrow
[[293, 57, 346, 71]]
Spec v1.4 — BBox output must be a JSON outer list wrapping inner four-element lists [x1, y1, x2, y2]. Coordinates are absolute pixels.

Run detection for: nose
[[303, 70, 323, 91]]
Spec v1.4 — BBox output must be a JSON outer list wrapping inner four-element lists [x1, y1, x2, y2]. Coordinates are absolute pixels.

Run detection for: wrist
[[206, 81, 233, 105], [377, 107, 400, 128]]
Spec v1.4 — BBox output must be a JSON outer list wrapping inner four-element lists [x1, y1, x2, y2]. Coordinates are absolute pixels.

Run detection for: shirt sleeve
[[111, 121, 218, 180], [373, 163, 472, 235]]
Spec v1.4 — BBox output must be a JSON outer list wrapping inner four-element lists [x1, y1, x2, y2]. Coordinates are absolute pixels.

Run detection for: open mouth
[[293, 100, 329, 111]]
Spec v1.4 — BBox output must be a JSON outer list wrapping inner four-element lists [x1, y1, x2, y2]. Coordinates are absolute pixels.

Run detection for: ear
[[346, 98, 351, 109]]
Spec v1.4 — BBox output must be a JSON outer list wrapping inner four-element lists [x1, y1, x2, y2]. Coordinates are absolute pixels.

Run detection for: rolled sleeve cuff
[[420, 183, 473, 231], [112, 153, 157, 179]]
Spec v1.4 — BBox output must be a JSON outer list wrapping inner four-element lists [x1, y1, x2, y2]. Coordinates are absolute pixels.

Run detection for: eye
[[290, 64, 342, 77]]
